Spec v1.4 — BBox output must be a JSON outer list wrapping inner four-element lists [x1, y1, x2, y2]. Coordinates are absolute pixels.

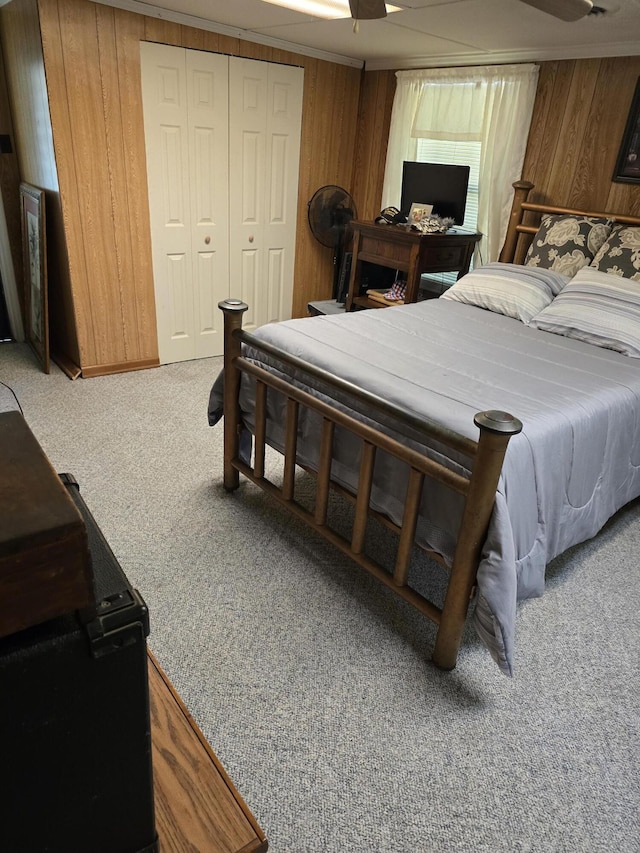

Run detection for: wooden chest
[[0, 411, 93, 638]]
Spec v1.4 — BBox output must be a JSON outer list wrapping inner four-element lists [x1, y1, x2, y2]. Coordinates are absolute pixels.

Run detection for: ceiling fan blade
[[519, 0, 593, 22], [348, 0, 387, 20]]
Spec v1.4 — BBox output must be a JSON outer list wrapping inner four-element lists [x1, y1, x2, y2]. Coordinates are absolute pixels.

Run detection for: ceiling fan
[[349, 0, 597, 22], [348, 0, 387, 19], [518, 0, 596, 21]]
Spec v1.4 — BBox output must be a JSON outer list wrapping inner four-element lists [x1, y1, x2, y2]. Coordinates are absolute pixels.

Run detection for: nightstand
[[346, 220, 481, 310]]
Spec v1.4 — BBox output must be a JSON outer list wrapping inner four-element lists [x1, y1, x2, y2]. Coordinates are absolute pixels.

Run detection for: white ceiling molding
[[91, 0, 365, 68], [366, 39, 640, 71]]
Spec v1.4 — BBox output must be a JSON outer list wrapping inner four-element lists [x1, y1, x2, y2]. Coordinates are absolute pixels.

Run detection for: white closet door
[[142, 47, 302, 362], [187, 50, 229, 359], [141, 43, 228, 363], [229, 58, 303, 333]]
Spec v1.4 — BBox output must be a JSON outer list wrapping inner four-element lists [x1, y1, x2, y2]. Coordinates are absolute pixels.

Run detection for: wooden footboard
[[219, 299, 522, 670]]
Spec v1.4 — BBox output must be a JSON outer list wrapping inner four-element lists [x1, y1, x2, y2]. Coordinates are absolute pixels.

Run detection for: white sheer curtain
[[382, 64, 539, 263]]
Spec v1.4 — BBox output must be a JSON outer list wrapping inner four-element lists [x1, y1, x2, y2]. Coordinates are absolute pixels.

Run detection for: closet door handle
[[248, 234, 254, 243], [204, 236, 211, 245]]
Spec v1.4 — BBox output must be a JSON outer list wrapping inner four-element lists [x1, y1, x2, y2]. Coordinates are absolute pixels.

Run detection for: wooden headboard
[[499, 181, 640, 265]]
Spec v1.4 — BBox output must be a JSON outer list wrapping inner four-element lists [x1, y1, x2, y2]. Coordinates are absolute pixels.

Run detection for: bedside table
[[346, 221, 480, 311]]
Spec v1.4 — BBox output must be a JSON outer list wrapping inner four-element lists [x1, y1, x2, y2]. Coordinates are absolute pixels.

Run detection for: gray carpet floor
[[1, 341, 638, 853]]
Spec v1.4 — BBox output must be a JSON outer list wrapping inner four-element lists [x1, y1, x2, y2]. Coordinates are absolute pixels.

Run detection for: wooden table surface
[[148, 651, 268, 852]]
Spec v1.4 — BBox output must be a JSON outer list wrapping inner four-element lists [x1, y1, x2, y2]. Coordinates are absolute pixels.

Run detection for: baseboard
[[81, 357, 160, 378]]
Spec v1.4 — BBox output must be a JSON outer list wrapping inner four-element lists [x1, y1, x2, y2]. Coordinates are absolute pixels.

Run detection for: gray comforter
[[209, 299, 640, 675]]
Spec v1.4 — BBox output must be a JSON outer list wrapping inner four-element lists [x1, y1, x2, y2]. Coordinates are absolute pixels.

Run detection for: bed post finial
[[499, 180, 535, 264], [219, 299, 249, 491], [433, 410, 522, 671], [473, 410, 523, 436]]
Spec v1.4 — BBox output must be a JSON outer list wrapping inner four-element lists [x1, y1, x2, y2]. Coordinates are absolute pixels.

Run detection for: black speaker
[[0, 475, 158, 853]]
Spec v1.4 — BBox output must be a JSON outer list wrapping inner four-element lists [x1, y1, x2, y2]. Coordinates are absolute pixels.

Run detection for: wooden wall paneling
[[606, 58, 640, 216], [290, 58, 362, 316], [95, 5, 141, 363], [290, 58, 321, 315], [523, 61, 577, 204], [332, 64, 361, 185], [352, 69, 396, 221], [575, 57, 637, 212], [545, 59, 602, 207], [142, 17, 182, 46], [291, 59, 330, 315], [39, 0, 97, 367], [55, 0, 127, 369], [209, 33, 241, 58], [112, 8, 158, 362], [522, 56, 640, 218], [179, 25, 206, 52], [522, 62, 561, 200]]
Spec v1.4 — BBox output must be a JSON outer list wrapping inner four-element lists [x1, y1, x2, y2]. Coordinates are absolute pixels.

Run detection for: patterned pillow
[[590, 225, 640, 281], [525, 214, 612, 278], [441, 262, 570, 323], [529, 266, 640, 357]]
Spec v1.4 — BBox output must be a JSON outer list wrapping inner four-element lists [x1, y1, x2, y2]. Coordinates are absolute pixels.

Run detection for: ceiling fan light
[[261, 0, 350, 19], [260, 0, 400, 19]]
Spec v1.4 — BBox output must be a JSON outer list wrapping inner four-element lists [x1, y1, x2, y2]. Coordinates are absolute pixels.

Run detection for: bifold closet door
[[141, 45, 303, 363], [228, 58, 303, 335], [141, 42, 229, 364]]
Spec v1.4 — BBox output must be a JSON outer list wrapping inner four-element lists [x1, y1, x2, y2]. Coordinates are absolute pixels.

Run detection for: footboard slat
[[283, 399, 299, 502], [254, 381, 267, 480], [315, 419, 335, 525], [352, 441, 376, 555], [394, 468, 424, 587]]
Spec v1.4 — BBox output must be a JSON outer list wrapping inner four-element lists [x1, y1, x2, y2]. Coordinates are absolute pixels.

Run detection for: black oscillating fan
[[307, 185, 357, 300]]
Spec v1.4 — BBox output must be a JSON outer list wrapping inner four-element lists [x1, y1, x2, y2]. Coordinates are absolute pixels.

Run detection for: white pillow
[[530, 266, 640, 357], [441, 262, 570, 323]]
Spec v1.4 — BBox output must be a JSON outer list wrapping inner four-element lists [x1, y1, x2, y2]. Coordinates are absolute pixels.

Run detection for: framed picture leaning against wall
[[20, 182, 49, 373]]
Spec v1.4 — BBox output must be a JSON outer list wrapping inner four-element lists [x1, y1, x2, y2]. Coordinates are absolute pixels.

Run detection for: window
[[415, 138, 482, 289], [383, 65, 539, 267]]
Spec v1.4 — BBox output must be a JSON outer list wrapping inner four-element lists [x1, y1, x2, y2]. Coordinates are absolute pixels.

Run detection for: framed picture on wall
[[20, 182, 49, 373], [613, 77, 640, 184]]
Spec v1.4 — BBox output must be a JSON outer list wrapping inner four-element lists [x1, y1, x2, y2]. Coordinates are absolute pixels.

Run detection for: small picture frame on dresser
[[408, 202, 433, 224]]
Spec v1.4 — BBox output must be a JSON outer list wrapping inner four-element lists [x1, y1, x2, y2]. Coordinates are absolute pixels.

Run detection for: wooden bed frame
[[218, 182, 640, 671]]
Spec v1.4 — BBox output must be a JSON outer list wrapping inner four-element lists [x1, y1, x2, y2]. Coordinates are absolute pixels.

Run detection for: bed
[[208, 182, 640, 676]]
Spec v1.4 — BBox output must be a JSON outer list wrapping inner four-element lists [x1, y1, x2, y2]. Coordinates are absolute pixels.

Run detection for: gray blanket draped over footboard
[[209, 298, 640, 675]]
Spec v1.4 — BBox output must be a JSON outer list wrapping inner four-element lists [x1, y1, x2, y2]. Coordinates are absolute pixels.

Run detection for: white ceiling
[[98, 0, 640, 70]]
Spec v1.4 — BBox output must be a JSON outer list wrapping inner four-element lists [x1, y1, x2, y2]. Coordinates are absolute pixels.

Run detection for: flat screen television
[[400, 161, 470, 226]]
